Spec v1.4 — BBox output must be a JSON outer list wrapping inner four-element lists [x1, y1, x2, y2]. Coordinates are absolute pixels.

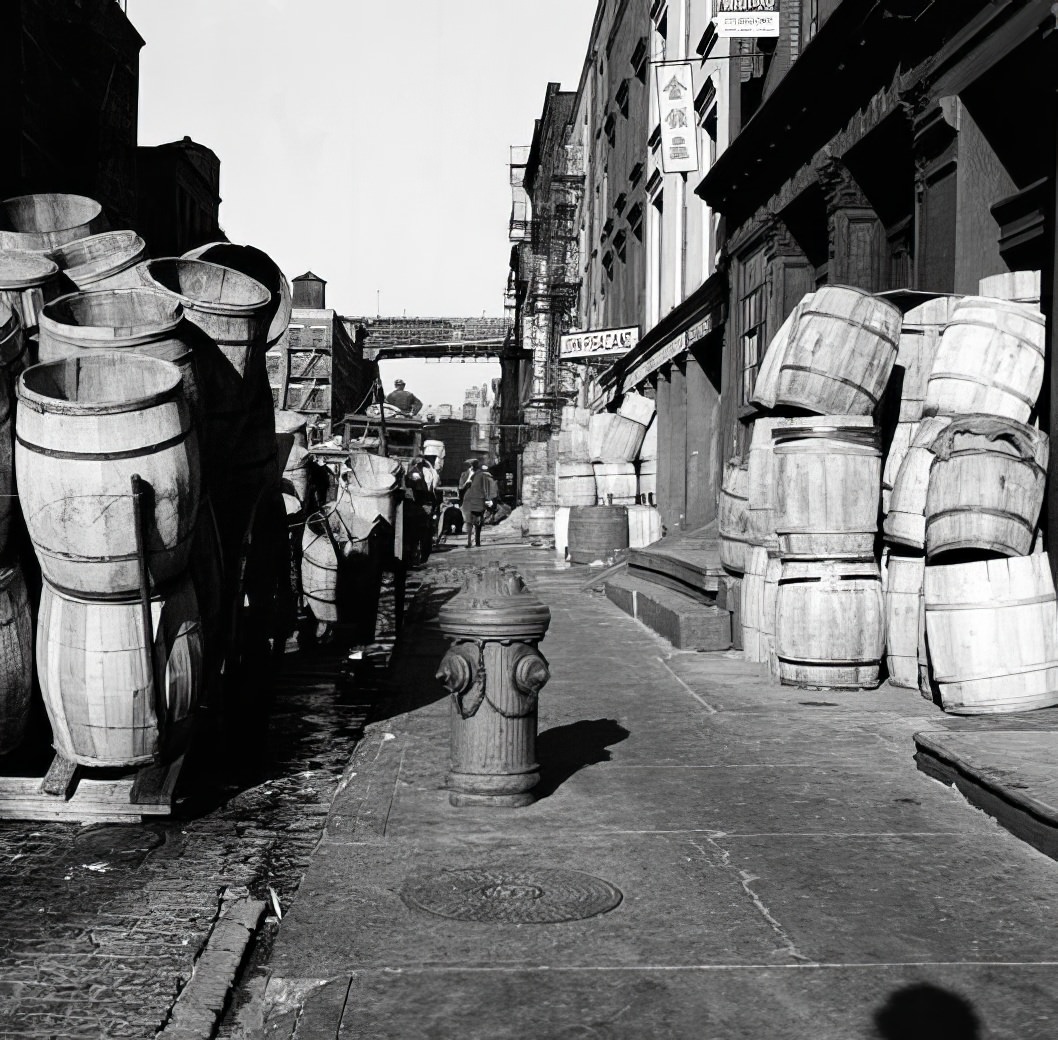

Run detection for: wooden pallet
[[0, 750, 186, 824]]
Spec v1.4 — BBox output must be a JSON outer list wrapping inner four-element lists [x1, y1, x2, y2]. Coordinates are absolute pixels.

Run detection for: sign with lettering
[[560, 326, 640, 361], [714, 0, 780, 37], [654, 63, 699, 174]]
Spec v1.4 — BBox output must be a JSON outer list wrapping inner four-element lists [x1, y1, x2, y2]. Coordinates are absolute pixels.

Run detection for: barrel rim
[[0, 248, 60, 288], [49, 230, 147, 286], [17, 352, 185, 415], [0, 193, 104, 235], [142, 257, 271, 315], [41, 287, 184, 344]]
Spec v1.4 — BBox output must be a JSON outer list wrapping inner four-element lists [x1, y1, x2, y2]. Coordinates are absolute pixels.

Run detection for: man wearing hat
[[384, 379, 423, 415]]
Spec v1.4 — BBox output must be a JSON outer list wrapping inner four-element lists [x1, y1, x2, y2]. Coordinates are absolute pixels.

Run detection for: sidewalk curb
[[157, 891, 268, 1040]]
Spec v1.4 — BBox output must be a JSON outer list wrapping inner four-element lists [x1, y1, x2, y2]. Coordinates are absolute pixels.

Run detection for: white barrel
[[617, 392, 655, 426], [555, 461, 596, 507], [49, 230, 147, 291], [978, 271, 1040, 306], [589, 412, 646, 462], [554, 506, 571, 558], [885, 554, 924, 689], [775, 559, 885, 689], [627, 503, 662, 548], [924, 554, 1058, 715], [882, 421, 919, 516], [751, 294, 814, 410], [593, 462, 637, 505], [719, 458, 750, 574], [894, 296, 958, 421], [0, 249, 61, 344], [883, 416, 953, 550], [924, 296, 1046, 423], [772, 422, 881, 560]]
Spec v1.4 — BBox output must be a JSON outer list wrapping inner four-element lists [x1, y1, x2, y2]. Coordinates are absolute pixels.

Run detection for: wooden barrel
[[0, 303, 23, 391], [751, 293, 814, 410], [301, 516, 340, 623], [560, 405, 590, 431], [0, 563, 33, 755], [16, 353, 200, 596], [554, 505, 571, 558], [139, 258, 271, 378], [588, 412, 646, 462], [274, 410, 308, 469], [0, 249, 62, 350], [762, 551, 782, 678], [775, 559, 885, 689], [49, 230, 146, 291], [719, 457, 751, 574], [741, 546, 768, 664], [182, 241, 293, 350], [555, 461, 596, 506], [617, 392, 655, 426], [37, 574, 202, 767], [0, 368, 14, 554], [883, 416, 953, 550], [557, 424, 591, 462], [978, 271, 1040, 306], [774, 286, 901, 415], [923, 416, 1048, 559], [638, 458, 657, 499], [628, 503, 662, 548], [593, 462, 636, 505], [885, 554, 924, 689], [894, 296, 957, 421], [38, 288, 200, 419], [0, 193, 107, 252], [924, 553, 1058, 714], [924, 296, 1046, 423], [918, 588, 934, 700], [526, 506, 555, 540], [639, 418, 658, 461], [568, 505, 629, 565], [881, 421, 918, 515], [772, 422, 881, 560]]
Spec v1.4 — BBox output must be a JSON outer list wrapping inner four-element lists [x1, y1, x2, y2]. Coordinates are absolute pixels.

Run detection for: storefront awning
[[593, 270, 727, 408]]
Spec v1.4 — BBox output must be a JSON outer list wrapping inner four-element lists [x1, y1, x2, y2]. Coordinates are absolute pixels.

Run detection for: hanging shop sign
[[560, 326, 640, 361], [714, 0, 780, 38], [654, 63, 700, 175]]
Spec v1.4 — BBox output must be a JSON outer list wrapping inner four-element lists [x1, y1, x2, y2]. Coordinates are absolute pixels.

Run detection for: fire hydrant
[[436, 562, 551, 807]]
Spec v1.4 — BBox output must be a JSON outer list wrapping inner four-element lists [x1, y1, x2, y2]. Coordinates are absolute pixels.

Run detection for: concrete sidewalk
[[233, 545, 1058, 1039]]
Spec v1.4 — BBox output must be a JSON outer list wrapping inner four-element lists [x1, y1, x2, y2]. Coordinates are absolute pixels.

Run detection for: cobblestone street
[[0, 587, 409, 1040]]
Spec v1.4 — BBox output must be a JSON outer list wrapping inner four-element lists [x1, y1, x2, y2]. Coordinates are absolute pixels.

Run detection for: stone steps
[[604, 571, 731, 651]]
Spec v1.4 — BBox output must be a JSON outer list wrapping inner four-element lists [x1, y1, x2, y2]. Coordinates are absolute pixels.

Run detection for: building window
[[603, 250, 615, 281], [614, 229, 627, 263], [615, 79, 630, 119], [803, 0, 819, 44], [631, 37, 649, 83], [627, 203, 644, 241], [736, 250, 767, 406], [604, 112, 616, 149]]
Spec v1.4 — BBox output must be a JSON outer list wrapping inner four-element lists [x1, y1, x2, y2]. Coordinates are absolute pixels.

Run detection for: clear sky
[[130, 0, 597, 411]]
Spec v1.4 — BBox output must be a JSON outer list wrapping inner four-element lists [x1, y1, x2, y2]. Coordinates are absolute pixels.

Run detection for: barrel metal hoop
[[797, 307, 901, 349], [926, 373, 1037, 409], [774, 367, 880, 407], [925, 507, 1035, 532], [933, 661, 1058, 684], [16, 427, 191, 461], [925, 592, 1055, 612]]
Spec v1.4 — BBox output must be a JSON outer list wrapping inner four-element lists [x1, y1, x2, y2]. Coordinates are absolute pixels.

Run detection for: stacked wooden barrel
[[733, 286, 898, 687], [883, 289, 1054, 713], [16, 351, 202, 766]]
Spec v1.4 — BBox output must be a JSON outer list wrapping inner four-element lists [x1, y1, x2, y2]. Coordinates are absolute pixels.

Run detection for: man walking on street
[[460, 459, 492, 548]]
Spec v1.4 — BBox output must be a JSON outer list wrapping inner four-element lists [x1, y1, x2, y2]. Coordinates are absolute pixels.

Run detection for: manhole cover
[[400, 866, 623, 923]]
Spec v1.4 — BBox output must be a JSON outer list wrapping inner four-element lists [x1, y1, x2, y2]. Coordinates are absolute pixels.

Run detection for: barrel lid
[[142, 257, 271, 315], [772, 425, 881, 451], [952, 294, 1045, 324], [0, 249, 59, 289], [41, 287, 183, 343]]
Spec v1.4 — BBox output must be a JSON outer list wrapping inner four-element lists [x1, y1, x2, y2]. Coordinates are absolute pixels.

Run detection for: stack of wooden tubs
[[0, 192, 295, 789], [555, 394, 661, 563], [726, 286, 899, 688], [884, 276, 1056, 715]]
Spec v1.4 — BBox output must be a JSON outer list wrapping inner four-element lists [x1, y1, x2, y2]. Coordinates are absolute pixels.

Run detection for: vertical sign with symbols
[[654, 62, 699, 175]]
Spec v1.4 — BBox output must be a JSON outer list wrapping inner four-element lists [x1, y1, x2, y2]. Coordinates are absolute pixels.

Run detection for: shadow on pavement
[[534, 718, 630, 800], [873, 983, 980, 1039]]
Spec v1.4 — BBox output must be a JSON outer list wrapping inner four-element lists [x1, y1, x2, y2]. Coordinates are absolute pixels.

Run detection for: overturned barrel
[[50, 230, 147, 291]]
